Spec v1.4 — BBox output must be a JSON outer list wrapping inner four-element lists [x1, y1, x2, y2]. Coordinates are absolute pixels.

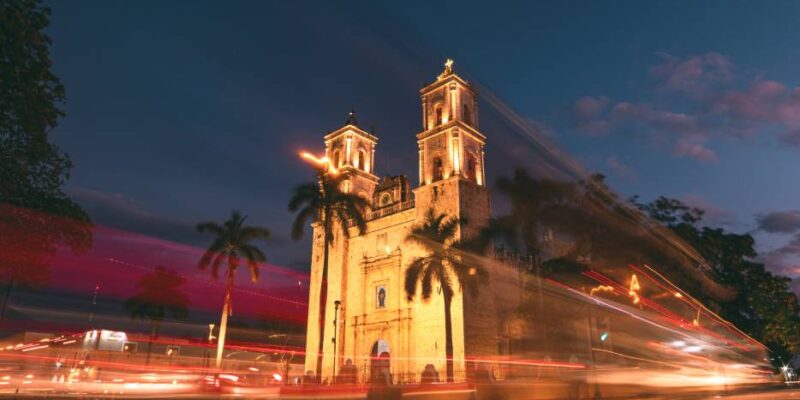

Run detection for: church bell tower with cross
[[303, 59, 499, 385]]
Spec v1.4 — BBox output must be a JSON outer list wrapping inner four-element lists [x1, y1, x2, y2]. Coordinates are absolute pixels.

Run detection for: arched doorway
[[369, 339, 391, 384]]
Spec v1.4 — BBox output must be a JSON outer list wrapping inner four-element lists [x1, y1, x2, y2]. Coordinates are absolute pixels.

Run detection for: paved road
[[700, 387, 800, 399]]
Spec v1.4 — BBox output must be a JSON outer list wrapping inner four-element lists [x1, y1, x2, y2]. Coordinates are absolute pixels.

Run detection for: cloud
[[568, 52, 800, 162], [67, 187, 207, 247], [673, 139, 718, 163], [650, 52, 734, 97], [756, 210, 800, 234], [681, 194, 737, 228], [778, 130, 800, 147], [762, 233, 800, 278], [605, 156, 637, 182], [569, 96, 612, 135], [712, 81, 800, 137]]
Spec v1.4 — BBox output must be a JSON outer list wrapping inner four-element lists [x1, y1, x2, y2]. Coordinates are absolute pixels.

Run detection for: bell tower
[[413, 59, 497, 371], [324, 111, 380, 199], [417, 59, 486, 188]]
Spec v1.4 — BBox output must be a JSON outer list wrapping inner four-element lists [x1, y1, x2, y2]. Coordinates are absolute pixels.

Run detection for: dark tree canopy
[[0, 0, 91, 290], [633, 196, 800, 363], [490, 167, 800, 367]]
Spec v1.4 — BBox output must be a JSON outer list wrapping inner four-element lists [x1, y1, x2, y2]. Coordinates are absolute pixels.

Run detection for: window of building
[[463, 104, 471, 126], [467, 154, 477, 182], [332, 150, 340, 168], [433, 156, 443, 181], [358, 149, 367, 171], [435, 105, 443, 126]]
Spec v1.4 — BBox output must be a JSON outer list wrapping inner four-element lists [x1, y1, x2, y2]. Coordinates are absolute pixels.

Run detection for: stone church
[[304, 60, 509, 384]]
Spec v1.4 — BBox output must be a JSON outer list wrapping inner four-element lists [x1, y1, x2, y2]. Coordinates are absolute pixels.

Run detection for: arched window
[[435, 105, 443, 127], [433, 156, 443, 181], [332, 150, 341, 168], [358, 149, 367, 171], [467, 154, 477, 182], [463, 104, 472, 126]]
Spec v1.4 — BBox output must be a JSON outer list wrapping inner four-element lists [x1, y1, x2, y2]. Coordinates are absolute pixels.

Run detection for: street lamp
[[206, 324, 215, 369], [331, 300, 341, 383]]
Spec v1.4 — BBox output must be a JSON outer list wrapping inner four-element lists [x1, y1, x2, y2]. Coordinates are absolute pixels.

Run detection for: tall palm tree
[[124, 266, 190, 365], [289, 170, 368, 378], [197, 210, 270, 369], [404, 209, 486, 382]]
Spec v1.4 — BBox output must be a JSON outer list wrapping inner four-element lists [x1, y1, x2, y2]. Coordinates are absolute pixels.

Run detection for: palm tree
[[404, 209, 485, 382], [197, 210, 270, 369], [124, 266, 190, 365], [289, 170, 368, 378]]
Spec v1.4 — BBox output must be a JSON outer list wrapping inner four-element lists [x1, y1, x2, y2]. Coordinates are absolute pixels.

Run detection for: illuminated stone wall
[[304, 62, 505, 384]]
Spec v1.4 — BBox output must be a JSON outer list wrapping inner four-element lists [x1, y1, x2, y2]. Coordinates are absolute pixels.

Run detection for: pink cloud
[[650, 52, 734, 97], [612, 102, 704, 137], [568, 52, 800, 161], [673, 138, 718, 163], [681, 194, 736, 227], [605, 156, 637, 182], [570, 96, 612, 135]]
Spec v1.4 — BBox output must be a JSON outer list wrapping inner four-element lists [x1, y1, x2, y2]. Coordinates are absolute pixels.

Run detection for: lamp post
[[88, 284, 100, 329], [331, 300, 341, 383], [206, 323, 215, 370]]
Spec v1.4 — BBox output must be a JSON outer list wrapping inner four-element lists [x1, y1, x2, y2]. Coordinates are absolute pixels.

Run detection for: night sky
[[43, 1, 800, 297]]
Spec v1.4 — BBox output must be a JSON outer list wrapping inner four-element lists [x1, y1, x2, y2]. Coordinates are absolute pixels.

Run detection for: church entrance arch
[[369, 339, 391, 384]]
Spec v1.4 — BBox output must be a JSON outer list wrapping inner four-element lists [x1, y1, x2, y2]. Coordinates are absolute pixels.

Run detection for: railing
[[366, 199, 415, 222]]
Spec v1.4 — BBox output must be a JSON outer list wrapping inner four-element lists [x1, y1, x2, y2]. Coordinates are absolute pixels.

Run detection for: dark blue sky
[[45, 1, 800, 283]]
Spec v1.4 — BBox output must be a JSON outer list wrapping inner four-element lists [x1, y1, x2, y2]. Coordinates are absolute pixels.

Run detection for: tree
[[289, 169, 367, 378], [197, 210, 270, 369], [404, 209, 485, 382], [634, 196, 800, 366], [124, 266, 190, 365], [0, 0, 91, 326], [491, 168, 576, 255]]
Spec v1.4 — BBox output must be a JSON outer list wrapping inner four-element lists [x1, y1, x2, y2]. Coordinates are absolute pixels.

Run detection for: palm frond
[[211, 252, 226, 280], [291, 206, 317, 241], [288, 183, 320, 212], [420, 259, 438, 300], [196, 222, 223, 235], [240, 226, 270, 242], [404, 257, 428, 301]]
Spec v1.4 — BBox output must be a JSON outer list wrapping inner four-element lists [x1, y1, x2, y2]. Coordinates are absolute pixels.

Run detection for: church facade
[[304, 61, 507, 384]]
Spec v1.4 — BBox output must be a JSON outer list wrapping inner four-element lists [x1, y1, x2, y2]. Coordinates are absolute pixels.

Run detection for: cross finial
[[444, 58, 454, 72], [346, 109, 358, 126]]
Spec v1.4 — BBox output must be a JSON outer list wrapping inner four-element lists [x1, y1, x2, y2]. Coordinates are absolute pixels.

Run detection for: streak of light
[[589, 285, 615, 296], [21, 345, 48, 352], [628, 273, 642, 305]]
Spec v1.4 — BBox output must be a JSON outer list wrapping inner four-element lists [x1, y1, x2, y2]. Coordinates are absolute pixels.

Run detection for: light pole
[[88, 284, 100, 328], [206, 323, 215, 370], [331, 300, 341, 383]]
